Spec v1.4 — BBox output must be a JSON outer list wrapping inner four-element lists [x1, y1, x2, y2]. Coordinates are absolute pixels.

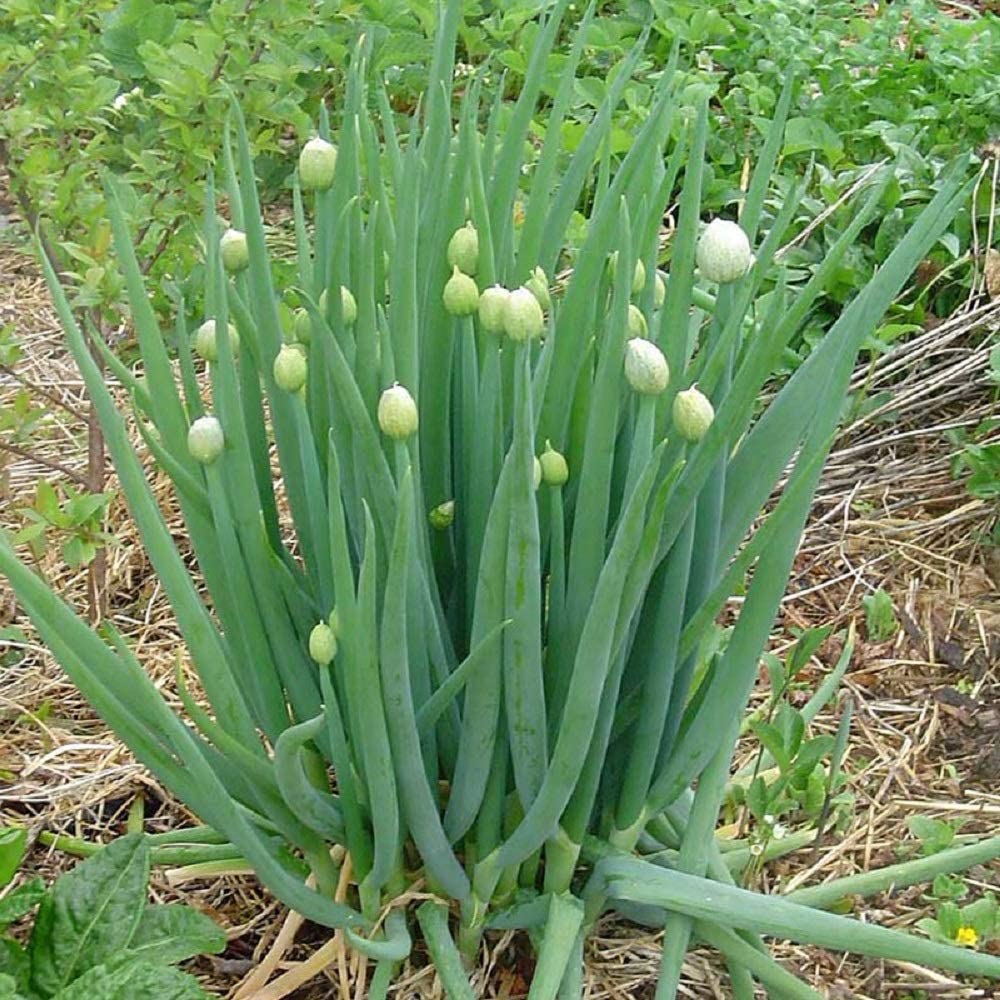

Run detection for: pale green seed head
[[220, 228, 249, 273], [273, 344, 308, 393], [443, 266, 479, 317], [624, 337, 669, 395], [446, 221, 479, 275], [539, 440, 569, 486], [673, 385, 715, 442], [478, 285, 510, 333], [188, 415, 224, 465], [194, 320, 239, 363], [299, 136, 338, 191], [696, 219, 754, 284], [309, 622, 337, 666], [610, 252, 646, 296], [378, 383, 419, 440], [503, 287, 545, 342]]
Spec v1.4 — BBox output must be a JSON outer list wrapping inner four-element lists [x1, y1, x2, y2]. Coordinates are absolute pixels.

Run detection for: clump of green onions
[[2, 2, 996, 996]]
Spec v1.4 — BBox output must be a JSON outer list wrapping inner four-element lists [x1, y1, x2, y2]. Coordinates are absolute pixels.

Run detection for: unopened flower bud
[[624, 337, 669, 395], [309, 622, 337, 665], [525, 266, 551, 312], [194, 320, 239, 363], [429, 500, 456, 530], [220, 228, 249, 273], [504, 287, 545, 342], [299, 137, 338, 191], [443, 266, 479, 317], [533, 456, 543, 491], [188, 415, 224, 465], [478, 285, 510, 333], [610, 252, 646, 295], [273, 344, 308, 393], [378, 383, 418, 440], [447, 221, 479, 275], [654, 270, 667, 309], [340, 286, 357, 325], [673, 385, 715, 442], [539, 441, 569, 486], [294, 307, 312, 345], [696, 219, 753, 284], [627, 304, 648, 338]]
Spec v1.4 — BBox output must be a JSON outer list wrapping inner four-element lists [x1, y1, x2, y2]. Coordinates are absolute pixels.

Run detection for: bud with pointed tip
[[294, 307, 312, 345], [220, 228, 249, 273], [429, 500, 456, 530], [525, 266, 551, 312], [299, 137, 338, 191], [533, 456, 543, 491], [696, 219, 753, 284], [627, 304, 648, 338], [539, 440, 569, 486], [443, 266, 479, 317], [654, 270, 667, 309], [504, 287, 545, 342], [194, 319, 239, 363], [188, 415, 224, 465], [624, 337, 670, 395], [478, 285, 510, 333], [309, 622, 337, 665], [274, 344, 308, 393], [341, 286, 357, 325], [378, 383, 418, 440], [673, 385, 715, 442], [447, 221, 479, 275]]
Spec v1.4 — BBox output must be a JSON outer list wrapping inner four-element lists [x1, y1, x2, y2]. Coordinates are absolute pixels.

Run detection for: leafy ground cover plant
[[3, 3, 1000, 995], [0, 831, 225, 999]]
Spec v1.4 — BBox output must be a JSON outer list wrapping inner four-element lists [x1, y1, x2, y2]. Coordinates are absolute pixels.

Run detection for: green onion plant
[[3, 4, 998, 996]]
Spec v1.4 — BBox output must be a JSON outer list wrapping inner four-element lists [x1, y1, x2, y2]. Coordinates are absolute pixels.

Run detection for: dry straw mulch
[[2, 218, 1000, 997]]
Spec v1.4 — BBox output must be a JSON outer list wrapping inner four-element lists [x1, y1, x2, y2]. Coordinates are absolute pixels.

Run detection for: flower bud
[[342, 286, 358, 325], [533, 456, 543, 491], [610, 252, 646, 295], [478, 285, 510, 333], [194, 320, 239, 363], [446, 221, 479, 275], [299, 136, 338, 191], [294, 307, 312, 345], [220, 228, 249, 273], [627, 304, 648, 338], [188, 415, 224, 465], [525, 266, 551, 312], [673, 385, 715, 442], [696, 219, 754, 284], [443, 266, 479, 317], [624, 337, 669, 395], [429, 500, 456, 530], [309, 622, 337, 665], [503, 287, 545, 342], [273, 344, 308, 393], [539, 440, 569, 486], [378, 383, 418, 440], [654, 270, 667, 309]]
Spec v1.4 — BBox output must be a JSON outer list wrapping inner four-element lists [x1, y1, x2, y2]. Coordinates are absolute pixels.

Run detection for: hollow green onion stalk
[[1, 3, 995, 995]]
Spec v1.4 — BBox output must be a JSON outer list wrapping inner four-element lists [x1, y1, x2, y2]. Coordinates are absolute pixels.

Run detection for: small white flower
[[763, 814, 775, 825], [772, 823, 787, 840], [112, 93, 129, 110]]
